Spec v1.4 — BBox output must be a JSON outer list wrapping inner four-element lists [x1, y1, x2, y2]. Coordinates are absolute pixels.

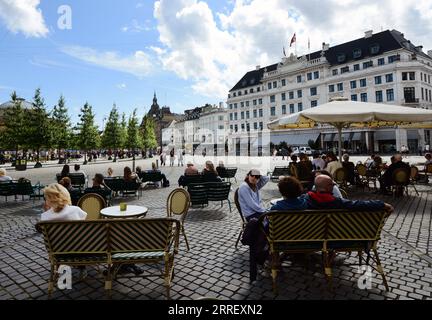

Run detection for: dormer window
[[241, 80, 247, 86], [250, 78, 255, 85], [353, 49, 362, 59], [370, 44, 380, 55], [337, 53, 346, 63]]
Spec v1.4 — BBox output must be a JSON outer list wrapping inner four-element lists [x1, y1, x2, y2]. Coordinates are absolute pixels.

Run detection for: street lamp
[[246, 121, 251, 157]]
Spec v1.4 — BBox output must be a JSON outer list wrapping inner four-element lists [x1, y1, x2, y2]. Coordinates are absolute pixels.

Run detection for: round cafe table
[[100, 205, 148, 218]]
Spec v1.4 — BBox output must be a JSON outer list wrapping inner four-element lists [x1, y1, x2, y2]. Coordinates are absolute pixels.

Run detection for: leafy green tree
[[26, 88, 52, 166], [0, 91, 26, 157], [119, 112, 127, 150], [76, 102, 99, 164], [126, 109, 140, 171], [140, 115, 158, 156], [101, 104, 121, 160], [52, 95, 71, 158]]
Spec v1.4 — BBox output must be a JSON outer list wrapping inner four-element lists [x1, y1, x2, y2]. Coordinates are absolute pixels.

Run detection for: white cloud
[[61, 46, 153, 78], [153, 0, 432, 99], [121, 19, 151, 33], [0, 0, 48, 37], [117, 83, 127, 89]]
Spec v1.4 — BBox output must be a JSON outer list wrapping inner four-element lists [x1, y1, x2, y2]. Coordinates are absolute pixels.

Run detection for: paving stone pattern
[[1, 161, 432, 300]]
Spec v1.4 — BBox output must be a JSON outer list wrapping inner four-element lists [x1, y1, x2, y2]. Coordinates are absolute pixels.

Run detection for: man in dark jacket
[[379, 154, 410, 194], [304, 175, 394, 213]]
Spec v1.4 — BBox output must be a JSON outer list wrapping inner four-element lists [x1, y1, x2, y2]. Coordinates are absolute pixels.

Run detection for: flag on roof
[[290, 33, 296, 47]]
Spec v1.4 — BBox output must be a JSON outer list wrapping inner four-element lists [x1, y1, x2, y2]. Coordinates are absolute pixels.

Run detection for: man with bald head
[[304, 175, 393, 213], [379, 153, 410, 195]]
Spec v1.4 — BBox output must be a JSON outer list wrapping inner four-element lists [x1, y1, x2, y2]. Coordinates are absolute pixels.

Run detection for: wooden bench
[[253, 209, 390, 293], [36, 218, 180, 299], [187, 182, 232, 211]]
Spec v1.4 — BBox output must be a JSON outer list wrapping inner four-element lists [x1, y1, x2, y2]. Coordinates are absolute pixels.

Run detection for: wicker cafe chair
[[234, 188, 246, 249], [167, 188, 191, 251], [77, 193, 107, 220], [391, 168, 410, 197], [355, 163, 369, 189], [334, 168, 348, 190]]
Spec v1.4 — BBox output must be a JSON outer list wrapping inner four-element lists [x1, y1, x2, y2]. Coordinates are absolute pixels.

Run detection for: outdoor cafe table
[[100, 205, 148, 218]]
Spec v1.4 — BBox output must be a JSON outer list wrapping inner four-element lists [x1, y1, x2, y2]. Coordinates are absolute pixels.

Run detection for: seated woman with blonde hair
[[41, 183, 87, 221]]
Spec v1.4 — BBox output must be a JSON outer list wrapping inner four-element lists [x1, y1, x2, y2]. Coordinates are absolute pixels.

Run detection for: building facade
[[226, 29, 432, 155]]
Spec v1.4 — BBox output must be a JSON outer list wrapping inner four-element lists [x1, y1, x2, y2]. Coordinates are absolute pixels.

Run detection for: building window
[[375, 76, 382, 85], [273, 81, 277, 88], [281, 93, 286, 101], [422, 87, 424, 100], [230, 125, 233, 131], [404, 87, 416, 103], [267, 83, 272, 90], [388, 55, 400, 63], [307, 73, 313, 81], [246, 101, 250, 107], [241, 112, 244, 119], [289, 91, 294, 99], [234, 103, 238, 109], [219, 125, 224, 130], [341, 66, 349, 74], [421, 73, 423, 82], [337, 53, 346, 63], [257, 87, 261, 92], [244, 90, 247, 95], [332, 69, 338, 76], [238, 91, 242, 96], [259, 109, 263, 117], [229, 113, 233, 121], [282, 105, 287, 114], [234, 124, 238, 132], [360, 78, 367, 87], [253, 109, 257, 118], [409, 72, 415, 80], [297, 90, 302, 98], [297, 75, 302, 83], [360, 93, 368, 102], [289, 104, 295, 114], [386, 89, 394, 101], [246, 111, 250, 119], [241, 124, 245, 131], [281, 79, 286, 86], [250, 88, 254, 93], [354, 64, 360, 71], [329, 84, 335, 93], [378, 58, 385, 66], [370, 44, 380, 55], [350, 81, 357, 89], [258, 98, 263, 104], [270, 95, 276, 103], [253, 100, 257, 106], [385, 73, 393, 83], [314, 71, 319, 79], [253, 122, 257, 130], [337, 83, 343, 91], [351, 94, 357, 101], [240, 102, 244, 108], [311, 100, 318, 107], [234, 113, 238, 120], [353, 48, 362, 59], [271, 107, 276, 116], [233, 92, 236, 97], [363, 61, 373, 69], [259, 122, 263, 130], [376, 90, 383, 103], [310, 87, 317, 96], [229, 104, 233, 109], [298, 102, 303, 112]]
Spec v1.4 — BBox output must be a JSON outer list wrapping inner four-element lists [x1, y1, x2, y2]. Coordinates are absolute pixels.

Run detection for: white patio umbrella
[[268, 97, 432, 161]]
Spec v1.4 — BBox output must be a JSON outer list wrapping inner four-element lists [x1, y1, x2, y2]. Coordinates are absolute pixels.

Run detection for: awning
[[271, 132, 320, 145], [324, 133, 335, 142], [332, 133, 351, 141], [407, 130, 419, 140], [374, 131, 395, 140], [351, 132, 362, 141]]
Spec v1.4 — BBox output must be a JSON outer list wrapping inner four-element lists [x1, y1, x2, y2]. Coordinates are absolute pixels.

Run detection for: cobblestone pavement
[[1, 158, 432, 300]]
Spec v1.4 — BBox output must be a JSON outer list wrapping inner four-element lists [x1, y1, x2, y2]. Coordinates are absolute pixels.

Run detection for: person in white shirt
[[40, 183, 87, 221], [0, 168, 12, 182], [324, 152, 343, 178], [311, 153, 325, 171]]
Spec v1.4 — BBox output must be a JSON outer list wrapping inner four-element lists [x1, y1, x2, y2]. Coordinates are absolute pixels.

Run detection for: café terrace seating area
[[1, 158, 432, 300]]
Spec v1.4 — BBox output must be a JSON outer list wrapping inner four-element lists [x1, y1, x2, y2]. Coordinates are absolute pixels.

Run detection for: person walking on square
[[178, 149, 184, 166], [169, 148, 175, 167]]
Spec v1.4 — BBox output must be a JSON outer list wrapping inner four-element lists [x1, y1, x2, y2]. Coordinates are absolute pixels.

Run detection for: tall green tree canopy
[[141, 115, 158, 151], [51, 95, 71, 151], [126, 109, 140, 150], [0, 91, 26, 152], [101, 104, 121, 150], [26, 88, 52, 160], [76, 102, 99, 152], [119, 112, 127, 149]]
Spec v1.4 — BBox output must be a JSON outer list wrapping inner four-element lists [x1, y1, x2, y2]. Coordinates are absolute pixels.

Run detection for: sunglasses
[[250, 175, 261, 179]]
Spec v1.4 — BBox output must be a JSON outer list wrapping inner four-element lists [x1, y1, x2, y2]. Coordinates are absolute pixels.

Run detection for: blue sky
[[1, 0, 432, 127]]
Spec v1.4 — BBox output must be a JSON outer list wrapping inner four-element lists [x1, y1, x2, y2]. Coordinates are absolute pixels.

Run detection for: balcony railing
[[402, 98, 419, 104]]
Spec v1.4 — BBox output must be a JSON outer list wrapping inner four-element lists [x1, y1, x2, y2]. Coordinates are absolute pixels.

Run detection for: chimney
[[322, 42, 330, 51], [428, 50, 432, 58], [364, 30, 373, 38], [255, 65, 261, 70], [415, 46, 423, 53]]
